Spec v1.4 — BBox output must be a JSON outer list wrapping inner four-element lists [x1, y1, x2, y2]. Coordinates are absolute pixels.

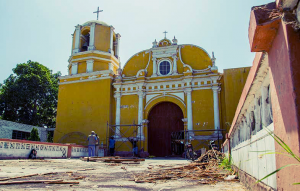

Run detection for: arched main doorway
[[148, 102, 184, 157]]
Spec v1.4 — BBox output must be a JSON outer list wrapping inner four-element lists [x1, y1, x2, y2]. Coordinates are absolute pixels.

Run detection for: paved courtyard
[[0, 158, 247, 190]]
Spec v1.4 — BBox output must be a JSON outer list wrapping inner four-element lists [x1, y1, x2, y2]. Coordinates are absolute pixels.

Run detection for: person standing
[[95, 133, 100, 156], [87, 131, 98, 157], [109, 136, 115, 156], [130, 137, 138, 157]]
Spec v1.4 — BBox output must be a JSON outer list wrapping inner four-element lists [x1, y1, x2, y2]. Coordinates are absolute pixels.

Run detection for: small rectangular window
[[12, 130, 30, 140]]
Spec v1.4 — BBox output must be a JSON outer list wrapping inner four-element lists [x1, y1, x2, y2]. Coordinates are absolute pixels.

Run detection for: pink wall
[[268, 20, 300, 190]]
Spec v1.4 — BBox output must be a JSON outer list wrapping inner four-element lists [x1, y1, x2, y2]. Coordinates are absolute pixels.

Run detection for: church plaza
[[0, 159, 246, 191]]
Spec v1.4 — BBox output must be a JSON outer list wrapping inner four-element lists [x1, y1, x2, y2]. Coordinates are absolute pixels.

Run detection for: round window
[[159, 61, 171, 75]]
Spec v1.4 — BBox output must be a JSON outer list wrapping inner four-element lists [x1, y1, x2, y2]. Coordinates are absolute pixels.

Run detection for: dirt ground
[[0, 158, 247, 191]]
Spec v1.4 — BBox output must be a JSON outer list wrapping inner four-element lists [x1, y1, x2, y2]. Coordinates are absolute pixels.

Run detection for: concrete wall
[[0, 120, 48, 142], [0, 138, 88, 159], [223, 53, 277, 190], [223, 67, 251, 131], [70, 145, 89, 158]]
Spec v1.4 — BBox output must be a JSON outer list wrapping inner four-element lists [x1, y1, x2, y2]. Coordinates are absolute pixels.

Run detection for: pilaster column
[[71, 62, 78, 75], [138, 90, 145, 126], [73, 24, 81, 54], [114, 93, 121, 137], [152, 57, 157, 77], [71, 34, 74, 55], [212, 86, 220, 131], [109, 26, 115, 54], [185, 89, 193, 131], [172, 55, 178, 75], [86, 59, 94, 73], [88, 23, 96, 51], [115, 33, 121, 59], [109, 63, 114, 71], [140, 119, 149, 140]]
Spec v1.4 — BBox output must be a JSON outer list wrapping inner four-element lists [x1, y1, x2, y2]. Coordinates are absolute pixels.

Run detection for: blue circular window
[[159, 61, 171, 75]]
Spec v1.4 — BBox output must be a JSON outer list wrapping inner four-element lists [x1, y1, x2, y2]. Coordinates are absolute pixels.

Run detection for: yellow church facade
[[53, 20, 249, 157]]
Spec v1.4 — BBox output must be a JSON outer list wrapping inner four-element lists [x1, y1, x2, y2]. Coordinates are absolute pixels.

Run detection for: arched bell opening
[[81, 29, 90, 52]]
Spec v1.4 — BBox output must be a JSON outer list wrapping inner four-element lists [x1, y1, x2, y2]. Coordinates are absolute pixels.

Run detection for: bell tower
[[54, 19, 121, 145], [69, 20, 121, 75]]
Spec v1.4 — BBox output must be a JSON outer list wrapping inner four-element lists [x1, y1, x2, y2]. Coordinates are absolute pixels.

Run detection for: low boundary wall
[[0, 138, 89, 159]]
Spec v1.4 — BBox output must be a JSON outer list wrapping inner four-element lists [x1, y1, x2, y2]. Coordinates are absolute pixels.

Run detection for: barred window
[[12, 130, 30, 140], [159, 61, 171, 75]]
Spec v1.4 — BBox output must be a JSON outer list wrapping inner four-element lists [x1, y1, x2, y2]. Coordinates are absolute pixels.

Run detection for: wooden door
[[148, 102, 184, 157]]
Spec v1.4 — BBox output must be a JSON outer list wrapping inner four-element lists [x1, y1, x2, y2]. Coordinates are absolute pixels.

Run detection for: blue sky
[[0, 0, 272, 82]]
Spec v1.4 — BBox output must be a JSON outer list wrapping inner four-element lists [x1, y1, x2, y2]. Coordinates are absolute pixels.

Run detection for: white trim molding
[[69, 56, 119, 70], [144, 93, 186, 110]]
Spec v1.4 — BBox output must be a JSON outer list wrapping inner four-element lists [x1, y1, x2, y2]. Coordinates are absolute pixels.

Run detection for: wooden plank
[[0, 179, 63, 185], [104, 159, 145, 163], [46, 181, 79, 184], [0, 173, 39, 181]]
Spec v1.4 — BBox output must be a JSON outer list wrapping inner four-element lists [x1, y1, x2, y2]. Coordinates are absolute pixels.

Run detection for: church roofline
[[82, 20, 109, 27], [122, 44, 212, 70]]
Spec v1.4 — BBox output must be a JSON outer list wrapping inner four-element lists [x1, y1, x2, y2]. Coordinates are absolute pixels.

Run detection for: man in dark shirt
[[130, 137, 138, 157], [109, 136, 115, 156]]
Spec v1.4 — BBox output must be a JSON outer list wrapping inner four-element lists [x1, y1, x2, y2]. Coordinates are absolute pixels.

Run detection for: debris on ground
[[131, 150, 234, 184], [80, 156, 145, 163], [224, 175, 238, 181], [77, 168, 95, 171], [195, 150, 225, 163]]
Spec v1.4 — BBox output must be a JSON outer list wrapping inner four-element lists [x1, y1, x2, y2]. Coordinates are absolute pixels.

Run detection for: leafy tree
[[0, 60, 61, 128], [47, 132, 53, 143], [28, 127, 40, 141]]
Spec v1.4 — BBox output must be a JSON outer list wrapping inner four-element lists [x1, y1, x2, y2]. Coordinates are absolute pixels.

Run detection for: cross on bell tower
[[163, 31, 168, 39], [93, 7, 103, 20]]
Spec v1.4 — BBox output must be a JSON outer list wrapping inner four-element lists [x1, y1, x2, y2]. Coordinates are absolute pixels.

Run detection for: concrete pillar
[[138, 91, 144, 125], [152, 57, 157, 77], [73, 24, 81, 54], [88, 23, 96, 51], [71, 34, 74, 55], [185, 89, 193, 131], [114, 93, 121, 137], [139, 119, 148, 140], [212, 86, 220, 131], [115, 33, 121, 58], [172, 55, 178, 75], [109, 26, 114, 54]]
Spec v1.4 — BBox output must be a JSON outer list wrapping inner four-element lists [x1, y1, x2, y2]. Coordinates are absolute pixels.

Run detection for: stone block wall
[[0, 120, 48, 142]]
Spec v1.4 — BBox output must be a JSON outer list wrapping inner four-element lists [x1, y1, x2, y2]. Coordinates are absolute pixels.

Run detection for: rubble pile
[[196, 150, 225, 163], [132, 150, 232, 184]]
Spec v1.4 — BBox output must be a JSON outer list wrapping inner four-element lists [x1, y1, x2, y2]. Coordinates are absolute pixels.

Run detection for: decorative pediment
[[152, 45, 178, 59], [158, 39, 172, 47]]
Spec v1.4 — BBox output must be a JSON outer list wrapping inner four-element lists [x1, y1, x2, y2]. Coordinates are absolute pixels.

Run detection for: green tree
[[47, 132, 53, 143], [0, 60, 61, 128], [28, 127, 40, 141]]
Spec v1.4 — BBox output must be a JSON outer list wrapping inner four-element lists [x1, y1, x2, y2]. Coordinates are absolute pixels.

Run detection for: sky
[[0, 0, 273, 83]]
